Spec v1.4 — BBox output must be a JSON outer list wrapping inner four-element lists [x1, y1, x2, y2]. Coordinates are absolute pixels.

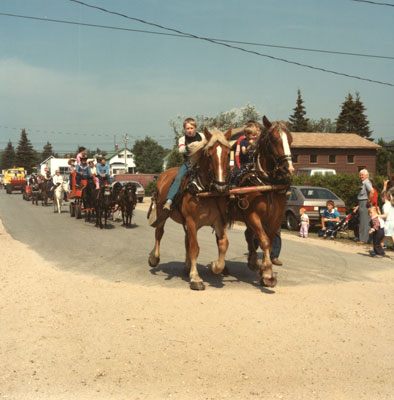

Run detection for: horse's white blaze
[[280, 131, 294, 170], [216, 146, 223, 182]]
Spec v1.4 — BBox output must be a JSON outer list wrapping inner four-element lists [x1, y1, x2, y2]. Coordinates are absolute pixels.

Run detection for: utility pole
[[124, 133, 128, 173]]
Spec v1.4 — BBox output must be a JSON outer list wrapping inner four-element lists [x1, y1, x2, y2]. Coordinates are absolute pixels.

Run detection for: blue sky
[[0, 0, 393, 154]]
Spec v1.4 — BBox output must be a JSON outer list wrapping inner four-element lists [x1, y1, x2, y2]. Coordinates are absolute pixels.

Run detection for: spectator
[[321, 200, 340, 233], [353, 169, 374, 243], [383, 173, 394, 193], [299, 207, 309, 238], [380, 190, 394, 250], [368, 206, 385, 258]]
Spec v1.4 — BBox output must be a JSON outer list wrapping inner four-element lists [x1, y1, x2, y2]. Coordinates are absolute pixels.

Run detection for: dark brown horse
[[230, 116, 294, 287], [31, 183, 41, 206], [95, 185, 113, 229], [39, 180, 52, 206], [148, 127, 232, 290], [118, 182, 137, 226]]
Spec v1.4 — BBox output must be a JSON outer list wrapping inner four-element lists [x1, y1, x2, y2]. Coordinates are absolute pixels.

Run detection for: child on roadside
[[299, 207, 309, 238], [368, 206, 385, 258], [379, 190, 394, 250], [321, 200, 340, 232]]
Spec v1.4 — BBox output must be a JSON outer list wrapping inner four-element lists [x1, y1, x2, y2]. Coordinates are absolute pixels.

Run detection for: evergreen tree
[[289, 89, 309, 132], [336, 93, 355, 133], [353, 92, 372, 138], [307, 118, 336, 133], [0, 140, 16, 170], [15, 129, 36, 173], [132, 136, 165, 173], [336, 92, 372, 137], [41, 141, 54, 162]]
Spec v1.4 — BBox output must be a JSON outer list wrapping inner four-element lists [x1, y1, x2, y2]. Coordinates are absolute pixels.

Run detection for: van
[[295, 168, 336, 176]]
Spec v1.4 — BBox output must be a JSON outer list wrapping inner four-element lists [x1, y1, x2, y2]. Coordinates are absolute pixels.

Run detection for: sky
[[0, 0, 393, 154]]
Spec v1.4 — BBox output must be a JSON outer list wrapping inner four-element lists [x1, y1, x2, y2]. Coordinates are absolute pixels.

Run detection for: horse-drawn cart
[[68, 171, 85, 219]]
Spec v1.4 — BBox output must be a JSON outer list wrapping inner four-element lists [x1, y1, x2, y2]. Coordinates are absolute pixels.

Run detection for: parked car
[[284, 185, 346, 231], [116, 180, 145, 203], [295, 168, 336, 176]]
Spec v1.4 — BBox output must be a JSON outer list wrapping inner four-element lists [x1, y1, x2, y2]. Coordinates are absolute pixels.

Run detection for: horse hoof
[[190, 281, 205, 291], [148, 253, 160, 268], [261, 275, 277, 288]]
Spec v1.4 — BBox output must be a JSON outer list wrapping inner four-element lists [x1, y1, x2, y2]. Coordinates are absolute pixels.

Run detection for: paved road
[[0, 189, 392, 290]]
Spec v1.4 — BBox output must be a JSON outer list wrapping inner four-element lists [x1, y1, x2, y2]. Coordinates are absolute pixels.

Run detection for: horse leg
[[148, 224, 165, 267], [245, 227, 259, 272], [186, 220, 205, 291], [209, 225, 229, 275], [246, 217, 276, 287], [184, 232, 191, 275]]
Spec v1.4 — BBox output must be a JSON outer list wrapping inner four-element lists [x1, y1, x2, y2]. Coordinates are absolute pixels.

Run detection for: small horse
[[118, 182, 137, 226], [39, 180, 52, 206], [148, 127, 232, 290], [229, 116, 294, 287], [81, 181, 97, 222], [53, 181, 69, 214], [31, 183, 41, 206], [95, 185, 113, 229]]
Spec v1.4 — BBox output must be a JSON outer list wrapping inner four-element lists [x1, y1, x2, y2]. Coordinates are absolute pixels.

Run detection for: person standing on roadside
[[353, 169, 374, 243]]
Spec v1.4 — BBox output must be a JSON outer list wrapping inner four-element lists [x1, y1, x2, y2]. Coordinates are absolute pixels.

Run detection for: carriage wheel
[[69, 202, 75, 217], [75, 204, 82, 219], [138, 198, 143, 203]]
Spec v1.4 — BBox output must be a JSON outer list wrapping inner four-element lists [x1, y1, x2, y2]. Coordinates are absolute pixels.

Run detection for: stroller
[[322, 210, 357, 239]]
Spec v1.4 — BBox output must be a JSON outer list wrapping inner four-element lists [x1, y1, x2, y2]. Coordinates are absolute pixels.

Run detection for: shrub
[[144, 180, 157, 196]]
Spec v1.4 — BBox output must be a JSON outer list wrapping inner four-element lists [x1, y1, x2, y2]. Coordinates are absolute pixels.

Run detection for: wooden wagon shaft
[[197, 184, 288, 198]]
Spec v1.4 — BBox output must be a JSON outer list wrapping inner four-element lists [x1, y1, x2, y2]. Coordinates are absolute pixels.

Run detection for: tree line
[[1, 91, 392, 176]]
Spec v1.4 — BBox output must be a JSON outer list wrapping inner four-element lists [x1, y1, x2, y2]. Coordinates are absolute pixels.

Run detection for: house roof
[[291, 132, 381, 149], [105, 148, 132, 160]]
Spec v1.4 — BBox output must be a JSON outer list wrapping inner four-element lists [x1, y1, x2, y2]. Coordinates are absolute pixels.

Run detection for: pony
[[229, 116, 294, 287], [31, 183, 41, 206], [118, 182, 137, 226], [39, 180, 52, 206], [148, 127, 232, 290], [81, 181, 97, 222], [95, 185, 113, 229], [53, 181, 69, 214]]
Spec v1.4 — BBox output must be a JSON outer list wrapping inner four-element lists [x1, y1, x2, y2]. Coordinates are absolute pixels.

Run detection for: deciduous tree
[[132, 136, 165, 174]]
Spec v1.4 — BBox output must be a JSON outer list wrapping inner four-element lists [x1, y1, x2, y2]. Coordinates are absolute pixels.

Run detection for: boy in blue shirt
[[321, 200, 340, 232], [96, 156, 112, 187]]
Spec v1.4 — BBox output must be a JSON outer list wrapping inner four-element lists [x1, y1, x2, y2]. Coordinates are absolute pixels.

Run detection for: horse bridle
[[255, 127, 292, 180], [206, 151, 231, 191]]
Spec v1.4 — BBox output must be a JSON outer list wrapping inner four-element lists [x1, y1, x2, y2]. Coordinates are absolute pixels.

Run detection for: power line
[[69, 0, 394, 87], [0, 12, 393, 60], [351, 0, 394, 7]]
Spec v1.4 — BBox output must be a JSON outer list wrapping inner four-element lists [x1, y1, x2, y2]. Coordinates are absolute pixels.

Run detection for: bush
[[291, 174, 386, 211], [144, 180, 157, 196]]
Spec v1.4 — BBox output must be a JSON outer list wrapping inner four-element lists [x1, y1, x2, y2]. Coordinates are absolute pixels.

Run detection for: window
[[329, 155, 336, 164], [347, 155, 354, 164], [59, 167, 68, 176], [292, 154, 298, 163], [310, 154, 317, 163]]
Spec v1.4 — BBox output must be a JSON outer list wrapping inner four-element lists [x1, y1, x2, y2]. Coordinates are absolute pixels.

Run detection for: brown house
[[291, 132, 381, 175]]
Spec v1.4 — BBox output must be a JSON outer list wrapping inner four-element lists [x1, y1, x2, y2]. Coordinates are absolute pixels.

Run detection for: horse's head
[[190, 127, 232, 193], [256, 116, 294, 181]]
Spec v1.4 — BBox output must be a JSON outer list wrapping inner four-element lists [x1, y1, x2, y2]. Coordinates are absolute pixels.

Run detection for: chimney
[[115, 144, 119, 151]]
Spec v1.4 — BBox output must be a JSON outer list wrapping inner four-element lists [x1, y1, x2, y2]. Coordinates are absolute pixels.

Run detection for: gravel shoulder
[[1, 200, 394, 399]]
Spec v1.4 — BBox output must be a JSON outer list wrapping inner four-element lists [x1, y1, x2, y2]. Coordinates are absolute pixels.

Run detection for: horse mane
[[189, 128, 231, 166]]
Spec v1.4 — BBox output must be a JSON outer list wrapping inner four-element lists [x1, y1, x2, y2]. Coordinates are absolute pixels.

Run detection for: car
[[116, 180, 145, 203], [295, 168, 336, 176], [284, 185, 346, 231]]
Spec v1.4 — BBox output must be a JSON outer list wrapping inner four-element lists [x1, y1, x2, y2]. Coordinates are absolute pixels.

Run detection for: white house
[[105, 148, 136, 175], [39, 156, 69, 176]]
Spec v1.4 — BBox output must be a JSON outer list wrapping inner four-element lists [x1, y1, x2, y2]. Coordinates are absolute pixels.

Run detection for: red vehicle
[[68, 171, 86, 219]]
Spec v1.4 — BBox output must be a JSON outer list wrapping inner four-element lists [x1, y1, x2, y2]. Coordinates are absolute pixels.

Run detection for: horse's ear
[[262, 115, 272, 129], [204, 127, 212, 141], [224, 126, 232, 141]]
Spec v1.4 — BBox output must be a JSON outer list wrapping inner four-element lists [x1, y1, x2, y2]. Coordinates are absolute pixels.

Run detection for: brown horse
[[39, 180, 52, 206], [118, 182, 137, 226], [148, 127, 232, 290], [230, 116, 294, 287]]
